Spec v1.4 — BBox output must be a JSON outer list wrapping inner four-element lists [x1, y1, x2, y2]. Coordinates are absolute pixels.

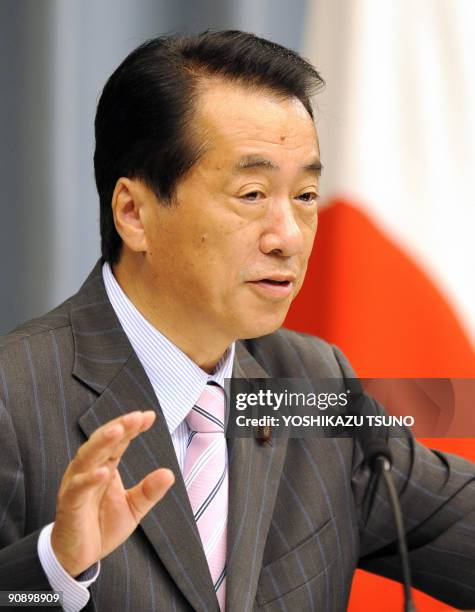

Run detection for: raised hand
[[51, 410, 174, 577]]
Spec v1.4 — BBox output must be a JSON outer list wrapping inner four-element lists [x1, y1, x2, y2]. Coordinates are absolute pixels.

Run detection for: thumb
[[126, 468, 175, 522]]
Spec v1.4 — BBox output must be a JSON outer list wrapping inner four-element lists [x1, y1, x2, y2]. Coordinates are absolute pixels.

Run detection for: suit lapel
[[72, 262, 219, 612], [226, 342, 289, 612]]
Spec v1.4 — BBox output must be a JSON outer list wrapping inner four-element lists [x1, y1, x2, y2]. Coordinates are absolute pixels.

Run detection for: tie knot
[[186, 383, 225, 433]]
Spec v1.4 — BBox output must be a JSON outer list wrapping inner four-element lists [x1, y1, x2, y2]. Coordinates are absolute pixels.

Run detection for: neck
[[112, 256, 232, 373]]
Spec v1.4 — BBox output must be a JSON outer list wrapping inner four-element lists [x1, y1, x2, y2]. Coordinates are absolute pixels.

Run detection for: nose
[[259, 198, 303, 257]]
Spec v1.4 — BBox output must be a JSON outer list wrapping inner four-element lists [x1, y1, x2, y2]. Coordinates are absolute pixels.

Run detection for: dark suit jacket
[[0, 261, 474, 611]]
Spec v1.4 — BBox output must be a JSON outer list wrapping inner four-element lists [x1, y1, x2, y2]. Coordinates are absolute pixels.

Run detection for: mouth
[[255, 279, 291, 287], [247, 276, 295, 299]]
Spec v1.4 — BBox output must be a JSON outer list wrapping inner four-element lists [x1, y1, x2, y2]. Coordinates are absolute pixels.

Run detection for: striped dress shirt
[[37, 262, 235, 612]]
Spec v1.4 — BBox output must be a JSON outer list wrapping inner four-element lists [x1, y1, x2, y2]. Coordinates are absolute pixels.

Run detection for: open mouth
[[247, 274, 295, 298], [247, 278, 294, 297], [259, 279, 291, 286]]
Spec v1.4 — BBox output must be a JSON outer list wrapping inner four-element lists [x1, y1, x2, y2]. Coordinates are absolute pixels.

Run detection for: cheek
[[301, 225, 317, 261], [185, 238, 232, 291], [199, 224, 252, 266], [305, 210, 318, 236]]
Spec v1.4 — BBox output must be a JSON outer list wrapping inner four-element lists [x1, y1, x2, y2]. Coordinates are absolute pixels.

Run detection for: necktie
[[184, 383, 228, 610]]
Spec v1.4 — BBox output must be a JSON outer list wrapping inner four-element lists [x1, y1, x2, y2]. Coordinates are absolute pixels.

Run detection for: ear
[[111, 178, 150, 253]]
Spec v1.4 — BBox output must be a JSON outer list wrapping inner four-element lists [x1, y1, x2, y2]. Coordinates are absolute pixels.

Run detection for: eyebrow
[[233, 154, 323, 177]]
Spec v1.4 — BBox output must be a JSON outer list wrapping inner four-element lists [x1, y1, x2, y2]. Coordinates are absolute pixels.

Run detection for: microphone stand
[[365, 440, 416, 612]]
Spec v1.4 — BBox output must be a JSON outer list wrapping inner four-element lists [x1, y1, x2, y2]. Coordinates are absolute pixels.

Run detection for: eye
[[241, 190, 265, 201], [297, 192, 319, 204]]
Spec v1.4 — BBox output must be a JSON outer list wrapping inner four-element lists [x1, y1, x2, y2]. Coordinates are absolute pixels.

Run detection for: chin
[[237, 310, 288, 340]]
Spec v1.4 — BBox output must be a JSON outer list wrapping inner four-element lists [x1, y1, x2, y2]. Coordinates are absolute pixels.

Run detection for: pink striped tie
[[184, 383, 227, 610]]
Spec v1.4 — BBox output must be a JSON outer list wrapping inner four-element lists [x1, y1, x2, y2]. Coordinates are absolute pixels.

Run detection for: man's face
[[143, 81, 320, 343]]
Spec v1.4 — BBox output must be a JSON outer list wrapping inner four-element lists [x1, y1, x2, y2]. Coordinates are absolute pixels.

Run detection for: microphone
[[362, 438, 416, 612]]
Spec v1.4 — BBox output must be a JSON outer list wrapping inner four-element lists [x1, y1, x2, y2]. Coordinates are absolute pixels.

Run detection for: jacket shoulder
[[242, 328, 356, 379], [0, 300, 75, 405], [0, 298, 73, 352]]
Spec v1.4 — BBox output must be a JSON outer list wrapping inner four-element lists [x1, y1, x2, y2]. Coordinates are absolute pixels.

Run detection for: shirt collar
[[102, 262, 235, 434]]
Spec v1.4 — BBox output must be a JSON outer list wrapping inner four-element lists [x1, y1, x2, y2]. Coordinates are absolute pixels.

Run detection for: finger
[[96, 411, 156, 472], [107, 411, 160, 474], [59, 466, 111, 511], [105, 410, 157, 463], [75, 411, 141, 468], [73, 411, 156, 473], [126, 468, 175, 522]]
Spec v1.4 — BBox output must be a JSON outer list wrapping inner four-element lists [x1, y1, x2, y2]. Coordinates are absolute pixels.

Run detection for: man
[[0, 31, 473, 612]]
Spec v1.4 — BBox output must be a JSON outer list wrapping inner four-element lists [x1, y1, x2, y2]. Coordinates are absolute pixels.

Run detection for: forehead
[[194, 80, 319, 164]]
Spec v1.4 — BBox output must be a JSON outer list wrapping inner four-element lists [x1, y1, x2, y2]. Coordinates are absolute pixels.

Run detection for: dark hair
[[94, 30, 324, 265]]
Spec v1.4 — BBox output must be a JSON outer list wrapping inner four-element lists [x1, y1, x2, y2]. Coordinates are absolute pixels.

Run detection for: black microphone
[[363, 438, 416, 612]]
